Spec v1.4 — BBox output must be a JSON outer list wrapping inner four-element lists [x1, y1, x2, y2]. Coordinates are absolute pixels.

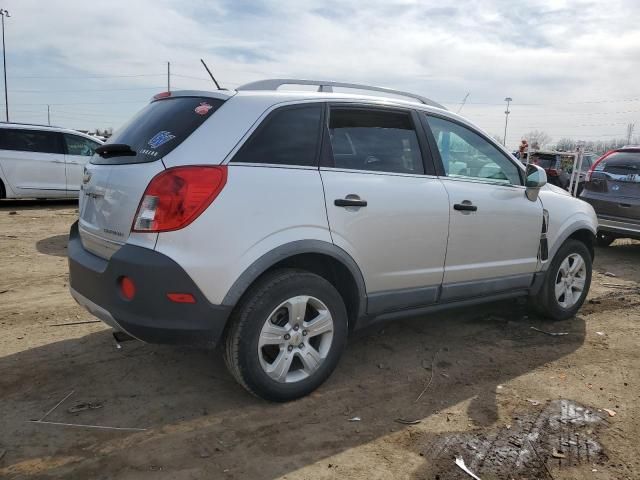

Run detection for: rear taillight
[[586, 150, 614, 182], [132, 166, 227, 233]]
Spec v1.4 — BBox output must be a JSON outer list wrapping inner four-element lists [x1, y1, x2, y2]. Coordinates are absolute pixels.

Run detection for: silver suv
[[68, 79, 598, 401]]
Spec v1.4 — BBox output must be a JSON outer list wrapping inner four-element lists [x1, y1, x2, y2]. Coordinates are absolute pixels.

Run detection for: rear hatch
[[79, 94, 225, 259], [584, 150, 640, 221]]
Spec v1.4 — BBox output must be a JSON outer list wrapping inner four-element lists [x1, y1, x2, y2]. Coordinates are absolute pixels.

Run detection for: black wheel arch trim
[[221, 240, 368, 319]]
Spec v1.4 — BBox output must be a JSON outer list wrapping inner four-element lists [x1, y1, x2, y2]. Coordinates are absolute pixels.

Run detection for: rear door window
[[327, 108, 424, 174], [64, 134, 100, 156], [0, 128, 63, 154], [231, 104, 323, 167], [92, 96, 224, 165]]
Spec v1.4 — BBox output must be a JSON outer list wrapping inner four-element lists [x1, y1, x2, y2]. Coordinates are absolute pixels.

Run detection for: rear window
[[0, 128, 63, 154], [598, 151, 640, 175], [530, 154, 557, 168], [92, 96, 224, 165]]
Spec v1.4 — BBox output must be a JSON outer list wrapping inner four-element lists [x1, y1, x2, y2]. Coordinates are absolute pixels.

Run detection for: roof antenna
[[456, 92, 470, 114], [200, 59, 222, 90]]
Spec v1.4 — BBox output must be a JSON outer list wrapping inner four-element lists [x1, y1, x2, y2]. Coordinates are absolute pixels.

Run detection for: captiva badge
[[195, 102, 213, 115], [148, 131, 176, 149]]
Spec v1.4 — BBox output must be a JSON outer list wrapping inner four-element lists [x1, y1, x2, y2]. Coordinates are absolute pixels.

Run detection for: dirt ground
[[1, 200, 639, 480]]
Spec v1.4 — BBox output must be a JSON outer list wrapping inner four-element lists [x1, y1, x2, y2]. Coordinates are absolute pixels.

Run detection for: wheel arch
[[222, 240, 367, 329], [546, 218, 596, 269]]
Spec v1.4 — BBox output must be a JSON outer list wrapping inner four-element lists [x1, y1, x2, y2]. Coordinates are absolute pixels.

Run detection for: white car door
[[320, 105, 450, 315], [0, 128, 67, 198], [63, 133, 101, 197], [423, 114, 543, 301]]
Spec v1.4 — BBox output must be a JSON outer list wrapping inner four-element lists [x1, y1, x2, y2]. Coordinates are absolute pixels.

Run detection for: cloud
[[3, 0, 639, 144]]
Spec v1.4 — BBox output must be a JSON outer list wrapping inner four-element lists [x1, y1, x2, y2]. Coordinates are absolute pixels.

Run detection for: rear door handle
[[335, 197, 367, 208], [453, 202, 477, 212]]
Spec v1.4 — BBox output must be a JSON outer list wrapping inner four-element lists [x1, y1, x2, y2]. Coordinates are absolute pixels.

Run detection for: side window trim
[[230, 102, 325, 168], [322, 103, 436, 176], [421, 112, 525, 186]]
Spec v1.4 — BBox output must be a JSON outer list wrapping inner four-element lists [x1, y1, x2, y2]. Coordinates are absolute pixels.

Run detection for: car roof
[[0, 122, 103, 143]]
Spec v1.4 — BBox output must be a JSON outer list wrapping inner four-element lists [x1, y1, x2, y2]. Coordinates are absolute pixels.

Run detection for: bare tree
[[490, 132, 504, 144], [522, 130, 552, 150]]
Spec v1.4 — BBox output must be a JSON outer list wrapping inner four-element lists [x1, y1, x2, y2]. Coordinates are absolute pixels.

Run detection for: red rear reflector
[[167, 293, 197, 304], [119, 276, 136, 300], [153, 91, 172, 100], [132, 166, 227, 233]]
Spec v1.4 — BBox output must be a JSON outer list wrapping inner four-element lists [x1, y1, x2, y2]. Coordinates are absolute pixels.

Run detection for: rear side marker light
[[167, 293, 197, 304], [132, 166, 227, 233], [119, 276, 136, 300]]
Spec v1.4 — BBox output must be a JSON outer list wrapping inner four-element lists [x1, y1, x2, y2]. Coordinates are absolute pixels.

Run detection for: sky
[[2, 0, 639, 148]]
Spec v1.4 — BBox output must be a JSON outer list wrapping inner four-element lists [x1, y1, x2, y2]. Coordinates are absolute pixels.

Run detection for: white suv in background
[[0, 123, 102, 199], [68, 80, 598, 401]]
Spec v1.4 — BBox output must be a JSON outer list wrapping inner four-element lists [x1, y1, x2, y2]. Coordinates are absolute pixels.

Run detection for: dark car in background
[[521, 151, 597, 194], [581, 146, 640, 246]]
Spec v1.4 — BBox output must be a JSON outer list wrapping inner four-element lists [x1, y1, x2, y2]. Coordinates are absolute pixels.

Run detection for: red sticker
[[195, 102, 213, 115]]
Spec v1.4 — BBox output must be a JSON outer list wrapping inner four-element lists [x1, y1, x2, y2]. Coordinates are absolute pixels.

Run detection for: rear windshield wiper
[[95, 143, 136, 158]]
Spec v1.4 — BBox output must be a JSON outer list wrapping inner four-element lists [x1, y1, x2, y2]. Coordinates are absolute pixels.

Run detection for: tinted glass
[[64, 134, 100, 156], [232, 105, 322, 167], [598, 151, 640, 175], [92, 96, 224, 165], [530, 154, 557, 169], [328, 108, 424, 174], [0, 128, 63, 154], [426, 116, 521, 185]]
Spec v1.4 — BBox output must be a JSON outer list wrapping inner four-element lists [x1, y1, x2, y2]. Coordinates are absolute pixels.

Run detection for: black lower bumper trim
[[68, 221, 232, 347]]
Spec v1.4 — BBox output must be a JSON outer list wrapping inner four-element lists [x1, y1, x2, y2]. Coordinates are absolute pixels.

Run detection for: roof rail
[[237, 79, 446, 110]]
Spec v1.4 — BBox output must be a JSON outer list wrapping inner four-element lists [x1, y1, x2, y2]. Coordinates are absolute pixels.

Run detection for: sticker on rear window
[[148, 131, 176, 149], [194, 102, 213, 115]]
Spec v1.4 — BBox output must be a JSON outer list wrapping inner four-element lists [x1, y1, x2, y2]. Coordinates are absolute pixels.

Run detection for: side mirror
[[525, 164, 547, 201]]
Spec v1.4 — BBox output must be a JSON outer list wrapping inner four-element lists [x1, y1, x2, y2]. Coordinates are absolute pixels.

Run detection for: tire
[[534, 239, 592, 321], [0, 179, 5, 199], [596, 232, 615, 248], [224, 269, 348, 402]]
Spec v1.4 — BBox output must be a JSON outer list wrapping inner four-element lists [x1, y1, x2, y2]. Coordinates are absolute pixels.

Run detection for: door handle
[[51, 160, 65, 164], [335, 197, 367, 208], [453, 202, 477, 212]]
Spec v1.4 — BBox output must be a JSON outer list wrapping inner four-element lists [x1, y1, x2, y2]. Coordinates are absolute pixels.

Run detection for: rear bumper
[[67, 221, 232, 347]]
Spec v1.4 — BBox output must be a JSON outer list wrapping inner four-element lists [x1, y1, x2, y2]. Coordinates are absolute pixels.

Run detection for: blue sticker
[[148, 131, 176, 149]]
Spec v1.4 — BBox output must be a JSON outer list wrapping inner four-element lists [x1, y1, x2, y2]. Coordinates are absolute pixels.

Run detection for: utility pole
[[167, 61, 170, 92], [0, 9, 10, 122], [47, 105, 50, 126], [503, 97, 512, 147], [626, 122, 635, 145]]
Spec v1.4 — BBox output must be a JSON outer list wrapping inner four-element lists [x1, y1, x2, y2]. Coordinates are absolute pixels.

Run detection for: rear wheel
[[224, 269, 348, 401], [596, 231, 616, 247], [0, 179, 5, 199], [534, 239, 592, 321]]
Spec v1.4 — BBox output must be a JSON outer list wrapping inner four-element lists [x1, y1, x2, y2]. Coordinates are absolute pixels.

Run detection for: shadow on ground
[[0, 300, 586, 479], [35, 234, 69, 257], [0, 199, 77, 211]]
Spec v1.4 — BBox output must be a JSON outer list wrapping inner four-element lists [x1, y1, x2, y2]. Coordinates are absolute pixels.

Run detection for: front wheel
[[534, 239, 592, 321], [224, 269, 348, 401]]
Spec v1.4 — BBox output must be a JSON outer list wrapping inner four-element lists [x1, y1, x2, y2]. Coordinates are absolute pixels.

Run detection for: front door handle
[[453, 202, 477, 212], [335, 197, 367, 208]]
